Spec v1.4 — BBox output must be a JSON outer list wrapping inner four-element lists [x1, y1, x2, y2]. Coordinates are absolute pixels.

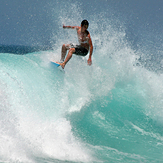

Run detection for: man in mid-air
[[58, 20, 93, 69]]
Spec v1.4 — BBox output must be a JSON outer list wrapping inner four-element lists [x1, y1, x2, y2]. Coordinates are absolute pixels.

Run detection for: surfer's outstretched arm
[[63, 25, 79, 30]]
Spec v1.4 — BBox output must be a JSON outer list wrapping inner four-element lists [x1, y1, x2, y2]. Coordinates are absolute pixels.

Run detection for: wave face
[[0, 1, 163, 163]]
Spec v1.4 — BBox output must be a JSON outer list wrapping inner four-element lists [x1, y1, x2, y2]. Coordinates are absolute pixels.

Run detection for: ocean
[[0, 1, 163, 163]]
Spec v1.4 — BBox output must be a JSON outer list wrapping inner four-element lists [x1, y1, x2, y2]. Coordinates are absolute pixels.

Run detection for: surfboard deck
[[51, 61, 60, 67], [50, 61, 65, 72]]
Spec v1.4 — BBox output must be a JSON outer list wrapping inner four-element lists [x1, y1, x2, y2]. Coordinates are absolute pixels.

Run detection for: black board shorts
[[70, 43, 88, 56]]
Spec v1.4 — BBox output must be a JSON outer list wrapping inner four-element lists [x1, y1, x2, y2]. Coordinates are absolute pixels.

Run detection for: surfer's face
[[81, 24, 88, 31]]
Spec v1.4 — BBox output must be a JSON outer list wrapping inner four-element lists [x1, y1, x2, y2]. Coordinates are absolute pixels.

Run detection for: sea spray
[[0, 1, 163, 162]]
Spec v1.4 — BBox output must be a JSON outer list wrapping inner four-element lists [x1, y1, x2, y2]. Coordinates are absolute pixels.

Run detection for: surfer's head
[[81, 20, 89, 28]]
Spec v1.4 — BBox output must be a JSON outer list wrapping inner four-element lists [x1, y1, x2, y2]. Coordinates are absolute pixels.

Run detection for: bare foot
[[60, 62, 65, 69], [56, 62, 65, 69]]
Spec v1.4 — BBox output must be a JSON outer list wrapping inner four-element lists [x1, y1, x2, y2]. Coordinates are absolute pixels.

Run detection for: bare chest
[[77, 31, 89, 43]]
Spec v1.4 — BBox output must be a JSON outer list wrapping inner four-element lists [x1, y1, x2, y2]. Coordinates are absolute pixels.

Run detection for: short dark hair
[[81, 20, 89, 27]]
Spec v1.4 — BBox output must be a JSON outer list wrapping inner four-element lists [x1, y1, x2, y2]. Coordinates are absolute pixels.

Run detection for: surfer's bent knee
[[62, 44, 70, 50], [69, 48, 75, 53]]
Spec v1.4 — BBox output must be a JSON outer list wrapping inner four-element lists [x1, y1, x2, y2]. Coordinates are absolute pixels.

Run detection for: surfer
[[58, 20, 93, 69]]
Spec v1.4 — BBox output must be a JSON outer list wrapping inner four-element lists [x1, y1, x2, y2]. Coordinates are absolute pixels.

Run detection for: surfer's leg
[[60, 48, 75, 69], [61, 44, 70, 62]]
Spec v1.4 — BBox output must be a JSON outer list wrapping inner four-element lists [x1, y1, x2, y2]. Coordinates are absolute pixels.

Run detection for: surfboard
[[51, 61, 60, 67], [50, 61, 65, 72]]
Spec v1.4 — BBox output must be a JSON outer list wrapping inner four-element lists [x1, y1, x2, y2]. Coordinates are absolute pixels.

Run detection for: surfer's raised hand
[[87, 58, 92, 66]]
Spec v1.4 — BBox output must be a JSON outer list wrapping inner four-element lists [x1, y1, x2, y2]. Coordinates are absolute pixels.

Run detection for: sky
[[0, 0, 55, 46], [0, 0, 162, 47]]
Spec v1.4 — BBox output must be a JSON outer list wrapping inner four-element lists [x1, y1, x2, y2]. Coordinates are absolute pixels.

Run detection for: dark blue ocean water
[[0, 1, 163, 163]]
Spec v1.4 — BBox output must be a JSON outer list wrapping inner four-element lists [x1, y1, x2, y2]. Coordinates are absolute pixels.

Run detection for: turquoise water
[[1, 47, 163, 162], [0, 1, 163, 162]]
